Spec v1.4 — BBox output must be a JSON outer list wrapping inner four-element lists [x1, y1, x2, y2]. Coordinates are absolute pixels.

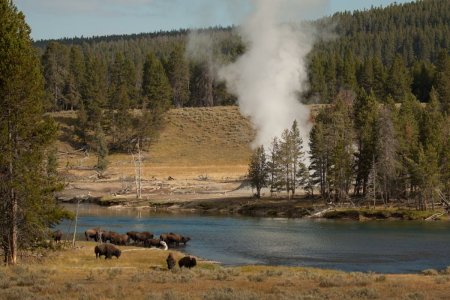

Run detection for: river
[[58, 204, 450, 274]]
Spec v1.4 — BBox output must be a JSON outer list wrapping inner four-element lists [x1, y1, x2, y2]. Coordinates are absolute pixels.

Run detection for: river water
[[58, 204, 450, 274]]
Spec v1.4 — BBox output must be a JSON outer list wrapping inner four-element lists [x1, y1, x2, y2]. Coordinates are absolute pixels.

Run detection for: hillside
[[56, 106, 254, 179]]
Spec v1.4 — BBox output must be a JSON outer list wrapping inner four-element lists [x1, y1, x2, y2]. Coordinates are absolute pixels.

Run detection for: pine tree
[[267, 137, 283, 196], [248, 146, 269, 199], [64, 46, 84, 110], [289, 121, 306, 196], [414, 145, 440, 210], [93, 124, 108, 173], [279, 129, 293, 198], [0, 0, 68, 264], [82, 54, 108, 131], [434, 51, 450, 113], [42, 41, 69, 110], [107, 53, 133, 151], [376, 104, 400, 203], [142, 52, 172, 112], [353, 91, 379, 196], [328, 92, 355, 202], [166, 45, 190, 107], [309, 110, 331, 200], [386, 55, 412, 102]]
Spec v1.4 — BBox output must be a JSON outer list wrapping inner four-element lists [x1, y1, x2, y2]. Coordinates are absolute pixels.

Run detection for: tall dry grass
[[1, 242, 449, 300]]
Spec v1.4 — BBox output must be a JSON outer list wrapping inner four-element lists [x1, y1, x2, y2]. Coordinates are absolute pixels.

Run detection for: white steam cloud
[[219, 0, 327, 147]]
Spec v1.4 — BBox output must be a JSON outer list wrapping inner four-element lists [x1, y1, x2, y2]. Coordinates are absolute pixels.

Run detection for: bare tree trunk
[[132, 139, 142, 200], [72, 198, 81, 248]]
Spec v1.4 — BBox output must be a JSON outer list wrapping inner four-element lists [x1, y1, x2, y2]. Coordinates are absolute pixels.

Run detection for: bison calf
[[166, 253, 176, 270], [178, 256, 196, 269], [94, 244, 121, 259]]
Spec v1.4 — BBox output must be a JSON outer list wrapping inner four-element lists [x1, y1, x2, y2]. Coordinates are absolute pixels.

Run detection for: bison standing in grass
[[166, 253, 176, 270], [178, 256, 196, 269], [85, 228, 101, 242], [95, 244, 121, 259]]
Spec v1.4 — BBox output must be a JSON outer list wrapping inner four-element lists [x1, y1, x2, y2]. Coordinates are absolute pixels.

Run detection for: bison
[[53, 230, 63, 243], [134, 231, 154, 244], [110, 233, 129, 245], [144, 238, 162, 248], [178, 256, 196, 269], [94, 244, 121, 259], [166, 253, 176, 270], [85, 228, 101, 242], [126, 231, 139, 243], [166, 233, 191, 246]]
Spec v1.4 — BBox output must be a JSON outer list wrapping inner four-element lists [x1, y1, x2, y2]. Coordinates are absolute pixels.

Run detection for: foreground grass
[[1, 242, 449, 300]]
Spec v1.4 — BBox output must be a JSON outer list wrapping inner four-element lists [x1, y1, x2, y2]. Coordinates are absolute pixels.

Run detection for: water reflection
[[58, 204, 450, 273]]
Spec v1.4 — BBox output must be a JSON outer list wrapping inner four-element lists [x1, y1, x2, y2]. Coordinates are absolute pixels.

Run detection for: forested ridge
[[36, 0, 449, 208], [37, 0, 450, 111]]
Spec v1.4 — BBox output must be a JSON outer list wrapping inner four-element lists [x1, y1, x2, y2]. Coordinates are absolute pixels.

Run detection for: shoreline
[[58, 196, 450, 221]]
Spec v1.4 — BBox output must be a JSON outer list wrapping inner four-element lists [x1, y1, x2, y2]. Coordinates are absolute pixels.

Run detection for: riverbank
[[59, 190, 449, 221], [2, 242, 449, 300], [57, 170, 449, 221]]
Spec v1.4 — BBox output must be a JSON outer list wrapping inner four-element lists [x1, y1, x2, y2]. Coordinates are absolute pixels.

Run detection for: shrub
[[107, 268, 122, 279], [203, 287, 259, 300], [349, 288, 379, 299], [3, 287, 35, 300], [247, 273, 265, 282], [318, 274, 346, 288], [421, 269, 438, 276]]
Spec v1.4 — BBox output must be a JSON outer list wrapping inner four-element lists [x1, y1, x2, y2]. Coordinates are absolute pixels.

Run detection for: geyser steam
[[219, 0, 324, 147]]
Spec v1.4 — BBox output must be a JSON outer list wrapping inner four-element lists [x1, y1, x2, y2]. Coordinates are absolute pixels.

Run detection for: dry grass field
[[54, 106, 255, 182], [1, 242, 449, 300]]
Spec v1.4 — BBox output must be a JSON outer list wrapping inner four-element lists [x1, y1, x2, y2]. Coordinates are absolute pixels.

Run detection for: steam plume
[[219, 0, 326, 147]]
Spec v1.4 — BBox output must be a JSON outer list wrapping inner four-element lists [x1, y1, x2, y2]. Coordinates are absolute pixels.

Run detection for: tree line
[[249, 85, 449, 210], [37, 0, 450, 110]]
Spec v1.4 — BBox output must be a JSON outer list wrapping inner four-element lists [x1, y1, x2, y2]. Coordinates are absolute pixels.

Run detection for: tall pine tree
[[0, 0, 68, 264]]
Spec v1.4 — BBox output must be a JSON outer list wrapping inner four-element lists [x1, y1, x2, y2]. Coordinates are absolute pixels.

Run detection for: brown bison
[[85, 228, 101, 242], [126, 231, 139, 243], [53, 230, 63, 243], [134, 231, 154, 244], [94, 244, 121, 259], [178, 256, 196, 269], [159, 233, 169, 243], [100, 231, 115, 243], [110, 233, 129, 245], [144, 238, 162, 248], [166, 253, 176, 270], [166, 233, 191, 246]]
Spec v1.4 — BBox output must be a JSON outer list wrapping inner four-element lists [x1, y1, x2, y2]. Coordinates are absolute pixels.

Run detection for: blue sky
[[14, 0, 414, 41]]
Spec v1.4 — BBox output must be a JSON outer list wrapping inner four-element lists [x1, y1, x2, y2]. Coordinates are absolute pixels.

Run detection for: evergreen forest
[[36, 0, 450, 207]]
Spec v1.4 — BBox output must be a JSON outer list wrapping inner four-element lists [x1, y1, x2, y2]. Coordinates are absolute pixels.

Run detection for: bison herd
[[52, 228, 196, 270], [88, 228, 196, 269], [83, 228, 191, 249]]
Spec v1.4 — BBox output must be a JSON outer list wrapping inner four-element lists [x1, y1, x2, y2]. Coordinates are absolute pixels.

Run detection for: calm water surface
[[59, 204, 450, 273]]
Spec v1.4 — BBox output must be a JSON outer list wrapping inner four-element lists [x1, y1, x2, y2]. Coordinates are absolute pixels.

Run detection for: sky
[[14, 0, 414, 41]]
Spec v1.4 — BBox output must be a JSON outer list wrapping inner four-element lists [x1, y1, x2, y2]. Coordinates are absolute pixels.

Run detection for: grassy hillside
[[54, 106, 255, 181]]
